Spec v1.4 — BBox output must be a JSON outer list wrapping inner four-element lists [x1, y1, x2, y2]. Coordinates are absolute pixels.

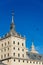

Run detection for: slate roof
[[0, 61, 6, 65], [27, 52, 43, 61]]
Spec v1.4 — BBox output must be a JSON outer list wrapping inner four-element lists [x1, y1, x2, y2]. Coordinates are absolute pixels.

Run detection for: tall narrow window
[[22, 43, 24, 46], [4, 54, 6, 58], [13, 53, 15, 56], [1, 55, 3, 59], [8, 48, 9, 50], [27, 60, 28, 63], [8, 41, 9, 45], [18, 42, 19, 45], [8, 53, 9, 57], [22, 54, 24, 57], [18, 59, 20, 62], [7, 60, 9, 62], [2, 44, 3, 47], [5, 43, 6, 46], [13, 41, 15, 44], [18, 53, 20, 57]]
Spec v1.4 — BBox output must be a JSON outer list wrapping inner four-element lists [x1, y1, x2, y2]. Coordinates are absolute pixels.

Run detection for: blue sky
[[0, 0, 43, 54]]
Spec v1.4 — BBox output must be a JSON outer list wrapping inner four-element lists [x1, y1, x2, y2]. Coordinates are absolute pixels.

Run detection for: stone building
[[0, 14, 43, 65]]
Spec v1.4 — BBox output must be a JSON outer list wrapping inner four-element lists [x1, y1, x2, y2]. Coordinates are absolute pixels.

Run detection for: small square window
[[18, 48, 20, 50], [33, 62, 35, 64], [22, 49, 24, 51], [14, 59, 15, 62], [13, 47, 15, 50], [23, 60, 24, 62], [30, 61, 32, 63]]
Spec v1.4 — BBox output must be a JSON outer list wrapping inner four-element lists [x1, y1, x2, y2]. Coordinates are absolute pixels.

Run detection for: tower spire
[[12, 12, 14, 23], [30, 41, 38, 54], [10, 12, 15, 31], [31, 41, 35, 51]]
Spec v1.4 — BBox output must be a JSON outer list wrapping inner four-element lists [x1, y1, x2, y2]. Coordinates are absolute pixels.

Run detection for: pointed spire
[[10, 12, 15, 31], [31, 41, 35, 51], [12, 12, 14, 23], [30, 41, 38, 54]]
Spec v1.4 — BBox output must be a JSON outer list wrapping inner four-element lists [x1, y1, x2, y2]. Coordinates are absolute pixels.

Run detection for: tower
[[0, 13, 26, 65], [30, 42, 38, 54], [0, 13, 43, 65]]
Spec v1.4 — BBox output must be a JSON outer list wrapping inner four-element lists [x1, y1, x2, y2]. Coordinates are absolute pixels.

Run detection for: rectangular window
[[23, 60, 24, 62], [18, 48, 20, 50], [18, 59, 20, 62], [14, 59, 15, 62], [18, 53, 20, 57], [4, 54, 6, 58], [18, 42, 19, 45], [27, 60, 28, 63], [13, 53, 15, 56], [8, 53, 9, 57], [22, 49, 24, 51], [8, 48, 9, 50], [22, 43, 24, 46], [22, 54, 24, 57], [7, 60, 9, 62], [5, 43, 6, 46], [13, 41, 15, 44], [2, 44, 3, 47], [8, 41, 9, 45], [13, 47, 15, 50]]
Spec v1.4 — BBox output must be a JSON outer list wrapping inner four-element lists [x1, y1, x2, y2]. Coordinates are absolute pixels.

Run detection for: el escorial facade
[[0, 14, 43, 65]]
